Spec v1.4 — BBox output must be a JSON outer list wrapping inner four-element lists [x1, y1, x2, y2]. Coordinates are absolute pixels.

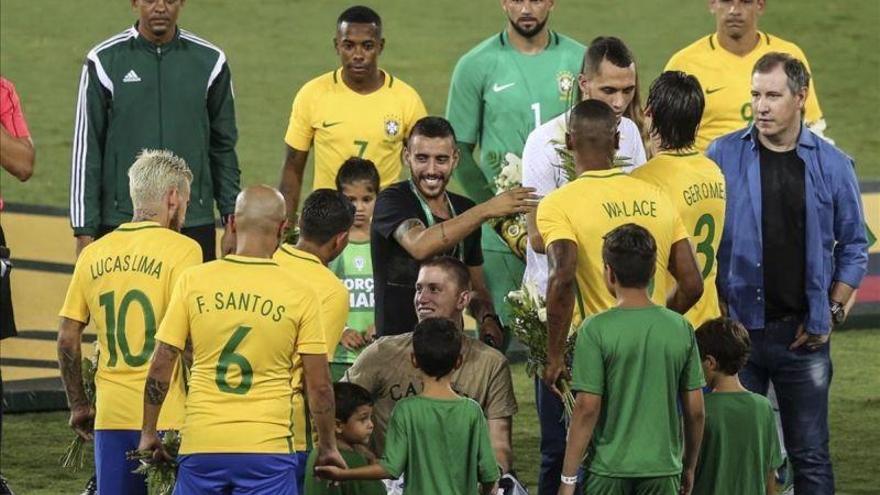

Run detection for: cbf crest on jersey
[[354, 255, 366, 272], [384, 115, 402, 139], [557, 70, 575, 101]]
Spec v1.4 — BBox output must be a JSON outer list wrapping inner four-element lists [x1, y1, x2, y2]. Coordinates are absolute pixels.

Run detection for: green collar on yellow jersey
[[116, 221, 162, 232], [278, 244, 322, 265], [577, 169, 628, 180], [222, 254, 277, 266]]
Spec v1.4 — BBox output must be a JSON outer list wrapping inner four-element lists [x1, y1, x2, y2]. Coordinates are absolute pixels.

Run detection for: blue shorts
[[293, 451, 309, 494], [94, 430, 148, 495], [175, 453, 300, 495]]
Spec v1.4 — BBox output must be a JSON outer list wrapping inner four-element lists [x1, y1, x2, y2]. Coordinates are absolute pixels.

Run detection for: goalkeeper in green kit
[[445, 0, 584, 348]]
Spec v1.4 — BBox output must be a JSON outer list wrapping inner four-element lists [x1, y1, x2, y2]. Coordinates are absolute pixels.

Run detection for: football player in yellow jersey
[[632, 71, 727, 327], [57, 150, 201, 495], [138, 186, 344, 495], [664, 0, 826, 152], [279, 5, 427, 221], [536, 100, 704, 398], [273, 189, 353, 491]]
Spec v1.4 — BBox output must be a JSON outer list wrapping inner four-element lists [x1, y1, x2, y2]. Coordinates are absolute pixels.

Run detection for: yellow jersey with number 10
[[665, 32, 823, 152], [59, 222, 201, 430], [156, 255, 326, 454], [284, 69, 427, 191], [631, 151, 727, 327]]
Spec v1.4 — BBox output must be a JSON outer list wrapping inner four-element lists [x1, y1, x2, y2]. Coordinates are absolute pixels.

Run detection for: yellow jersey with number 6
[[59, 222, 202, 430], [631, 151, 727, 327], [284, 69, 427, 191], [156, 255, 327, 454], [665, 32, 823, 152]]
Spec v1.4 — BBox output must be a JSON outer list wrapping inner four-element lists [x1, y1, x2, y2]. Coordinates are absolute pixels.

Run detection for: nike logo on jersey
[[705, 87, 725, 95], [122, 70, 142, 83], [492, 82, 516, 92], [322, 121, 343, 128]]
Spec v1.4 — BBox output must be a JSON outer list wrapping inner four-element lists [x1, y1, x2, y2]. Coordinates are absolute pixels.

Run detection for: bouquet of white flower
[[491, 153, 528, 259], [59, 353, 98, 471], [127, 430, 181, 495], [507, 283, 576, 421]]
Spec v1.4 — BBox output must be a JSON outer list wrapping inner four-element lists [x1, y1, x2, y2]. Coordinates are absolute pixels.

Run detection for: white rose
[[537, 307, 547, 323]]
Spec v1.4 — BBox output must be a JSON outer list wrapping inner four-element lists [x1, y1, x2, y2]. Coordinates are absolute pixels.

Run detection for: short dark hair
[[647, 71, 705, 150], [753, 52, 811, 95], [567, 99, 618, 155], [335, 157, 380, 193], [412, 317, 462, 379], [333, 382, 373, 423], [299, 189, 355, 244], [582, 36, 635, 78], [602, 223, 657, 288], [337, 5, 382, 34], [695, 318, 751, 376], [419, 256, 471, 291], [407, 116, 457, 146]]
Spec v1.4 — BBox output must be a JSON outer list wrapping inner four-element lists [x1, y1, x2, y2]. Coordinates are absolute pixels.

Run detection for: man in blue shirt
[[708, 53, 868, 495]]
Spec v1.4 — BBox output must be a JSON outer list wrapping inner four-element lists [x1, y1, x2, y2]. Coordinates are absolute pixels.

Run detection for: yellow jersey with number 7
[[156, 255, 327, 454], [59, 221, 202, 430], [631, 151, 727, 327]]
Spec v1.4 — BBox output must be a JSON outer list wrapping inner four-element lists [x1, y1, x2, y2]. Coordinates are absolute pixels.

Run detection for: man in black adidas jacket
[[70, 0, 239, 261]]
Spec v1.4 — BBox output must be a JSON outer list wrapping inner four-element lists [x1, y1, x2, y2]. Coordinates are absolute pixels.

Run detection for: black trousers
[[98, 223, 217, 262]]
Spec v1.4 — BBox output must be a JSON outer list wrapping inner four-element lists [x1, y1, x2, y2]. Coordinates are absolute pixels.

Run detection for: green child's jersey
[[571, 305, 705, 478], [304, 447, 386, 495], [380, 396, 500, 495], [329, 240, 374, 365], [446, 30, 585, 186], [693, 392, 783, 495]]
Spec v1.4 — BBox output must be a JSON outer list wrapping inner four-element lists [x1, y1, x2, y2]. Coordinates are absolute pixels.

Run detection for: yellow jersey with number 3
[[156, 255, 326, 454], [665, 32, 823, 152], [273, 244, 349, 452], [537, 170, 690, 319], [631, 151, 727, 327], [59, 222, 201, 430], [284, 69, 427, 191]]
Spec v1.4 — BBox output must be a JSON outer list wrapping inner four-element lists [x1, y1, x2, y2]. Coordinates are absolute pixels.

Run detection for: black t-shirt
[[759, 142, 807, 320], [371, 181, 483, 336]]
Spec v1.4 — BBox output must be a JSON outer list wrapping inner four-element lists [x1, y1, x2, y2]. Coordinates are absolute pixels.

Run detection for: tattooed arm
[[542, 240, 578, 399], [57, 317, 93, 440], [138, 341, 181, 461]]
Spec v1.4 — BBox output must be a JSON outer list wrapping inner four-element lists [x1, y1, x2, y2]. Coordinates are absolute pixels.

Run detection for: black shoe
[[0, 474, 14, 495], [80, 475, 97, 495]]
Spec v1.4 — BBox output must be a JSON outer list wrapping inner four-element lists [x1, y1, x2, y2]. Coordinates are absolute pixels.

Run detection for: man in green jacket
[[70, 0, 239, 261]]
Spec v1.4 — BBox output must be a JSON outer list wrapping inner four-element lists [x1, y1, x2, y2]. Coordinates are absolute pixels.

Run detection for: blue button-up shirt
[[707, 125, 868, 334]]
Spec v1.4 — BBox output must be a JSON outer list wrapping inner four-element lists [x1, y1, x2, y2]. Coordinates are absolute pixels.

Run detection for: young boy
[[304, 382, 386, 495], [559, 223, 706, 495], [330, 158, 380, 381], [316, 317, 500, 494], [693, 318, 783, 495]]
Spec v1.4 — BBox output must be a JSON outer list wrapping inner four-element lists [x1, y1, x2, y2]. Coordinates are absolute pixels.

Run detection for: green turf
[[0, 0, 877, 212], [3, 329, 879, 494]]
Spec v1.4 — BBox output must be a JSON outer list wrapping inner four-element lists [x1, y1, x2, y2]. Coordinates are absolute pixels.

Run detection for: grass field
[[4, 330, 880, 494]]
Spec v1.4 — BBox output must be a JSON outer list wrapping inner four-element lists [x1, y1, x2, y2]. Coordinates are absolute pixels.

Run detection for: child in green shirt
[[330, 158, 380, 381], [316, 317, 500, 494], [304, 382, 386, 495], [560, 223, 706, 495], [693, 317, 783, 495]]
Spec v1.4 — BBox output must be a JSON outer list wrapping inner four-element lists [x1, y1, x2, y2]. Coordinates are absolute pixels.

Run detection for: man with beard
[[665, 0, 827, 152], [446, 0, 584, 348], [370, 116, 537, 343]]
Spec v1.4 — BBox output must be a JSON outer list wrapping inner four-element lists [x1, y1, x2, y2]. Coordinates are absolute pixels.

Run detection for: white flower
[[494, 153, 523, 193], [537, 307, 547, 323], [507, 290, 525, 304], [522, 282, 543, 307]]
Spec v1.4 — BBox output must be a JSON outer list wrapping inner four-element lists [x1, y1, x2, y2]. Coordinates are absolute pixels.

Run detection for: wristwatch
[[830, 300, 846, 325]]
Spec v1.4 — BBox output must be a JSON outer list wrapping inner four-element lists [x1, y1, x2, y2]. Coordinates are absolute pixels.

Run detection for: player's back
[[159, 255, 325, 454], [61, 221, 201, 430], [536, 170, 689, 315], [631, 152, 726, 326]]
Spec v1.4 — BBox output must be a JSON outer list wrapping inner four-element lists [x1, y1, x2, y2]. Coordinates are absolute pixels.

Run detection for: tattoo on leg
[[145, 377, 170, 405]]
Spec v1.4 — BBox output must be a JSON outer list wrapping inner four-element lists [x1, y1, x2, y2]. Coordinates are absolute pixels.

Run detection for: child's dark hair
[[335, 157, 380, 193], [602, 223, 657, 288], [412, 317, 462, 380], [695, 318, 751, 375], [333, 382, 373, 423]]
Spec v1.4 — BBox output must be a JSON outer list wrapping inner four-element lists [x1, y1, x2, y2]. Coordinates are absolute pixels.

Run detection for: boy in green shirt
[[560, 223, 706, 495], [330, 158, 380, 381], [316, 317, 500, 494], [693, 318, 783, 495], [305, 382, 386, 495]]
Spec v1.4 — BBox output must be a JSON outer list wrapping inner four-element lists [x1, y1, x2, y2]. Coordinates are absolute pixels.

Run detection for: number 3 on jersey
[[694, 214, 716, 279], [99, 289, 156, 368]]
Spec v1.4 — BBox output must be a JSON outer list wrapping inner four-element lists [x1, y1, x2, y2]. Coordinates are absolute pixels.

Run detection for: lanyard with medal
[[408, 179, 465, 261]]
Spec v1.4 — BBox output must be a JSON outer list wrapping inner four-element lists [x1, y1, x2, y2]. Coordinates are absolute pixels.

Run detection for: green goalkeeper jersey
[[446, 30, 585, 189], [329, 240, 375, 364]]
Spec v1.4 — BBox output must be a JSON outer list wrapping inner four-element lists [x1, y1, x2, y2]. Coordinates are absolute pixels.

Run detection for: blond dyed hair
[[128, 149, 193, 209]]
